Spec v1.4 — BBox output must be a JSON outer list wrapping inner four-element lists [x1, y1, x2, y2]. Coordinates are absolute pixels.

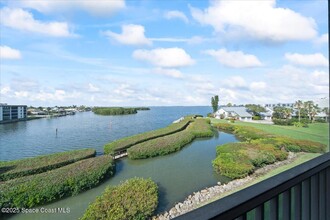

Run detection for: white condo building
[[0, 104, 27, 123]]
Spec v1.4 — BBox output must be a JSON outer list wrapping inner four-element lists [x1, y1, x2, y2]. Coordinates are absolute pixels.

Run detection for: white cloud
[[223, 76, 248, 89], [12, 0, 125, 16], [32, 90, 81, 102], [204, 49, 262, 68], [150, 36, 209, 44], [0, 7, 73, 37], [190, 0, 317, 42], [104, 24, 152, 46], [0, 86, 11, 95], [133, 47, 195, 68], [14, 91, 29, 98], [266, 65, 329, 101], [0, 46, 21, 59], [88, 83, 100, 92], [164, 10, 189, 23], [311, 70, 329, 86], [315, 33, 328, 44], [250, 81, 267, 90], [285, 53, 328, 67], [152, 68, 183, 78]]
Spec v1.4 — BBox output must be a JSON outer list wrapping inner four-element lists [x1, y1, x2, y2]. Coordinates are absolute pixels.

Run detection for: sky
[[0, 0, 328, 107]]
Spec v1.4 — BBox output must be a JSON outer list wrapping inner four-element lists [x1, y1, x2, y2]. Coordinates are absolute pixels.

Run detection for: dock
[[113, 150, 128, 160]]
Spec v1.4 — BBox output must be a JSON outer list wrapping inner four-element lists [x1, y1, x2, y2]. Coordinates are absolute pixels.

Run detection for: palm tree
[[323, 107, 329, 122], [304, 101, 314, 121], [283, 108, 293, 119], [310, 105, 320, 122], [294, 100, 303, 122]]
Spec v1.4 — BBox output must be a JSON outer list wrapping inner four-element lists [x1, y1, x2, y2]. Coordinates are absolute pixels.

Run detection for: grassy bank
[[82, 177, 158, 220], [104, 116, 192, 154], [212, 122, 326, 179], [0, 149, 96, 181], [210, 118, 329, 147], [0, 155, 115, 209], [127, 119, 214, 159], [93, 107, 149, 115]]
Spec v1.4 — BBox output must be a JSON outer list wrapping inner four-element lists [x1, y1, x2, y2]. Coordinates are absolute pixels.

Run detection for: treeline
[[93, 107, 150, 115], [272, 100, 329, 126]]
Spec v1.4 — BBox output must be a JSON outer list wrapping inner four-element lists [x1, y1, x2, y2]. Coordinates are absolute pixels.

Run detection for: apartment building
[[0, 103, 27, 123]]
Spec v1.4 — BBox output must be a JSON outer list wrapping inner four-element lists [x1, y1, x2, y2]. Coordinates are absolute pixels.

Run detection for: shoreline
[[153, 152, 297, 220]]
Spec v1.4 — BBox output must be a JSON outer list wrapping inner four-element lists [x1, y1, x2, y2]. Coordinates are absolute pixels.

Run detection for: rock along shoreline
[[153, 152, 297, 220]]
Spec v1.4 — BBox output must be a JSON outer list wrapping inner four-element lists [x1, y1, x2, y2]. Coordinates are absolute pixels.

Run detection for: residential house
[[215, 107, 252, 121], [259, 107, 273, 121]]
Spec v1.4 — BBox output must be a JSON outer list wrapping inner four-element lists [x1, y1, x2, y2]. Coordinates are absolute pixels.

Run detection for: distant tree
[[283, 108, 293, 119], [38, 106, 43, 111], [211, 95, 219, 113], [272, 106, 287, 119], [310, 105, 320, 122], [294, 100, 304, 122], [323, 107, 329, 122], [226, 103, 233, 107], [304, 101, 315, 121], [245, 104, 266, 116]]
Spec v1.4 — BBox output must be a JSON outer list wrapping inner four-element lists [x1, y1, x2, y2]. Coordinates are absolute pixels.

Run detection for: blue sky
[[0, 0, 328, 106]]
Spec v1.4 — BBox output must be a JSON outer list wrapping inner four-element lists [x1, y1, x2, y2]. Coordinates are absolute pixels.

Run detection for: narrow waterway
[[6, 131, 237, 220]]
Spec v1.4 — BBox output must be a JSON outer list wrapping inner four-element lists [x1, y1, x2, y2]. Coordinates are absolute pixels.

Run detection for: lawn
[[210, 118, 329, 149]]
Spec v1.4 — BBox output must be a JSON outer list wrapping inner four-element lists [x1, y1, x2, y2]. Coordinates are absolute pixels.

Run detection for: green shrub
[[81, 178, 158, 220], [252, 137, 326, 153], [252, 116, 261, 120], [212, 151, 254, 179], [285, 145, 301, 152], [233, 125, 274, 141], [272, 119, 293, 126], [213, 142, 288, 179], [0, 149, 96, 181], [128, 130, 195, 159], [207, 113, 214, 118], [315, 118, 326, 123], [213, 123, 236, 132], [292, 122, 308, 128], [104, 117, 192, 154], [189, 118, 214, 138], [128, 119, 213, 159], [0, 155, 115, 209]]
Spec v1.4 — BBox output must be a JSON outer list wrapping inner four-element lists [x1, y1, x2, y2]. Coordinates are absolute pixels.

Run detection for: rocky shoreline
[[153, 152, 296, 220]]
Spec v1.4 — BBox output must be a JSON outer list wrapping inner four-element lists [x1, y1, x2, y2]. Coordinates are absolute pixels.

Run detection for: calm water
[[0, 107, 211, 161], [1, 107, 238, 220]]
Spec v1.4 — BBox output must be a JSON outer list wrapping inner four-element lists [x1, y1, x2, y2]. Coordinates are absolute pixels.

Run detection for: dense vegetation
[[93, 107, 150, 115], [213, 143, 287, 179], [104, 116, 192, 154], [213, 123, 275, 141], [127, 119, 213, 159], [212, 122, 326, 179], [0, 155, 115, 209], [82, 177, 158, 220], [0, 149, 96, 181]]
